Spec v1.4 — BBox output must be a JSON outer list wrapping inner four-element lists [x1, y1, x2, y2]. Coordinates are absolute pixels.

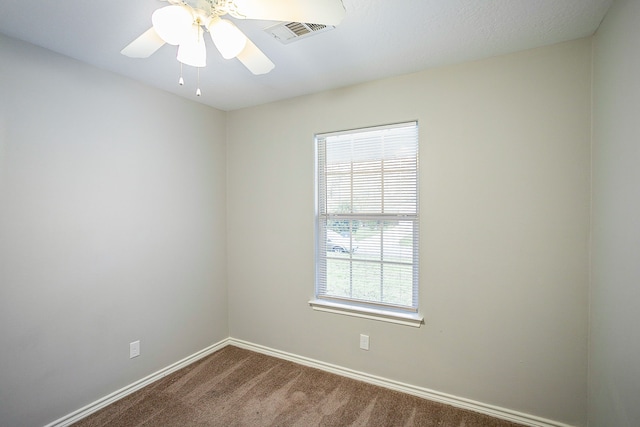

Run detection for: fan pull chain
[[196, 67, 202, 96], [179, 63, 184, 86], [194, 23, 202, 96]]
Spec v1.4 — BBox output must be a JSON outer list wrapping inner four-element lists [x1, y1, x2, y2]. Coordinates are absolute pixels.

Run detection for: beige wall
[[590, 0, 640, 425], [227, 38, 592, 426], [0, 35, 228, 427]]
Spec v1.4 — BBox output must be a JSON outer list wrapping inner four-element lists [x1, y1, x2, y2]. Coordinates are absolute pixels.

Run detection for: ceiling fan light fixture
[[208, 17, 247, 59], [152, 5, 193, 46], [122, 0, 347, 84], [177, 24, 207, 68]]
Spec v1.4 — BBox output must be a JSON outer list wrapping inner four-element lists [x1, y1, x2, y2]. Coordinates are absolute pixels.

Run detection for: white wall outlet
[[359, 334, 370, 350], [129, 340, 140, 359]]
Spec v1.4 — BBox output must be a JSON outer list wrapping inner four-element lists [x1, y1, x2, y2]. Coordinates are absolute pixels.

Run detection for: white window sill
[[309, 299, 423, 327]]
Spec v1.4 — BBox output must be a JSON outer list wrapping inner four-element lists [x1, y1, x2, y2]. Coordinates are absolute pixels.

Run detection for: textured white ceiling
[[0, 0, 612, 111]]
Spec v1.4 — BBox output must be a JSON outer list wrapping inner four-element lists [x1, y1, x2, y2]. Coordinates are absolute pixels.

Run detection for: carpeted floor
[[72, 345, 526, 427]]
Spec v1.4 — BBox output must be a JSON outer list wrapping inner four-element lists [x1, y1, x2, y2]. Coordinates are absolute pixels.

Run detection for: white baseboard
[[228, 338, 575, 427], [44, 338, 230, 427], [45, 337, 574, 427]]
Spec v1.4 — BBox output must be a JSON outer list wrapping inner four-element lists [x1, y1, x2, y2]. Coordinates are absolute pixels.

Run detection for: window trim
[[308, 298, 423, 327], [313, 121, 422, 327]]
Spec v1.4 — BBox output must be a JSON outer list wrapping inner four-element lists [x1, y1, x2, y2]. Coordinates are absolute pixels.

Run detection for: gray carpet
[[72, 345, 526, 427]]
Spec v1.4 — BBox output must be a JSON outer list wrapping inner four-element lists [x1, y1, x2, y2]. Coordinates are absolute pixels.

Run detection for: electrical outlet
[[359, 334, 370, 350], [130, 340, 140, 359]]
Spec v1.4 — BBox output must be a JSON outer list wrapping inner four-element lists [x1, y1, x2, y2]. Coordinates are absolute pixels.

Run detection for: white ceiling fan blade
[[236, 39, 275, 75], [121, 27, 166, 58], [233, 0, 345, 26]]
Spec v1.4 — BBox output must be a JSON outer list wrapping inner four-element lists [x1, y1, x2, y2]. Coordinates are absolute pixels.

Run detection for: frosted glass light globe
[[152, 5, 193, 46], [177, 24, 207, 68], [208, 18, 247, 59]]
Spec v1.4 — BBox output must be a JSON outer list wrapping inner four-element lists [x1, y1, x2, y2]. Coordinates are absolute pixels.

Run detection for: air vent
[[264, 22, 335, 44]]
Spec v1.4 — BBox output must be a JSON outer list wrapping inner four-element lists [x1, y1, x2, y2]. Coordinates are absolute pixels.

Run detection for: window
[[311, 122, 422, 327]]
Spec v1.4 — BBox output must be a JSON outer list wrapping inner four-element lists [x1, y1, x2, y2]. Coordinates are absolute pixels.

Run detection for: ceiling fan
[[121, 0, 346, 84]]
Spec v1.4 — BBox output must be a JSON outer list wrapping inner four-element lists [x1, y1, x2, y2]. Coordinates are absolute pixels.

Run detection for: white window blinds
[[316, 122, 419, 312]]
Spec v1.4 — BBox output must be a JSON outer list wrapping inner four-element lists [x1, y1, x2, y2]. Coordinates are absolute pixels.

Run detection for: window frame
[[310, 122, 423, 327]]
